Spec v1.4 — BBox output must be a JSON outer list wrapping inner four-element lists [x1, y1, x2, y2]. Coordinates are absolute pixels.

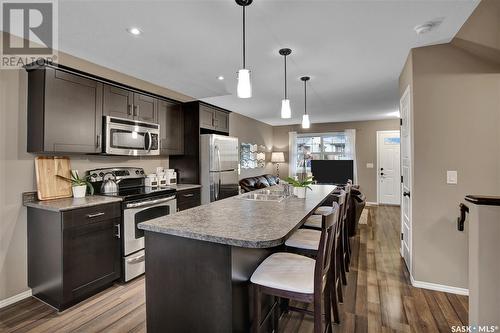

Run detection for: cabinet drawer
[[176, 189, 201, 211], [63, 202, 121, 229]]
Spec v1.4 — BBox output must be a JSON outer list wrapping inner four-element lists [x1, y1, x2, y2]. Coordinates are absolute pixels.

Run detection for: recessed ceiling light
[[127, 27, 142, 36], [217, 76, 224, 81], [414, 19, 443, 35]]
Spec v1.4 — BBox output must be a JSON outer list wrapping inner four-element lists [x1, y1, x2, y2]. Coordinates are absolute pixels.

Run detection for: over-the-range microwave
[[103, 116, 160, 156]]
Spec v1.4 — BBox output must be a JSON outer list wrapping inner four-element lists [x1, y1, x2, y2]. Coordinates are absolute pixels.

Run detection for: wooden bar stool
[[250, 209, 338, 333], [284, 201, 344, 324], [342, 184, 352, 271]]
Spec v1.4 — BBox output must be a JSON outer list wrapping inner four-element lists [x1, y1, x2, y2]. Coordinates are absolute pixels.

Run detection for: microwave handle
[[146, 131, 152, 152]]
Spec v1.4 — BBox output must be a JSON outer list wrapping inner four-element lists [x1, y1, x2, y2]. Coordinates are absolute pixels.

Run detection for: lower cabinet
[[28, 202, 121, 311], [176, 188, 201, 212]]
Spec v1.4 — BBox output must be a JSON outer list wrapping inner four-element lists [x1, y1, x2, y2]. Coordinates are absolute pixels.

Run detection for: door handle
[[403, 191, 410, 198], [380, 172, 385, 176], [457, 203, 469, 232]]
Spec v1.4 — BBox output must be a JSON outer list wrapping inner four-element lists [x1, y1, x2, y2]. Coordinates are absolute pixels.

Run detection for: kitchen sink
[[238, 188, 289, 202]]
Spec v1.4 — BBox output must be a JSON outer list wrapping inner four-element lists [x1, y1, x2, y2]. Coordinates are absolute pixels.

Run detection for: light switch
[[447, 171, 458, 184], [366, 163, 374, 169]]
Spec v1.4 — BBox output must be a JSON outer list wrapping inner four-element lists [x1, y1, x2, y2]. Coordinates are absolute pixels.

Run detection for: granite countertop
[[138, 184, 336, 248], [24, 195, 123, 212], [170, 184, 202, 191]]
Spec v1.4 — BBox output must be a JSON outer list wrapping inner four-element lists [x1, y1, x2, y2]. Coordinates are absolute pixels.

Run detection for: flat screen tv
[[311, 160, 354, 184]]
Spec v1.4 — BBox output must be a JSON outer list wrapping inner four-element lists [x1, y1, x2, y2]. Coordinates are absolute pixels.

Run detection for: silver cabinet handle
[[183, 193, 194, 198], [133, 105, 139, 117], [96, 134, 101, 148], [127, 104, 132, 116], [115, 224, 121, 238], [126, 254, 145, 264], [86, 212, 105, 218]]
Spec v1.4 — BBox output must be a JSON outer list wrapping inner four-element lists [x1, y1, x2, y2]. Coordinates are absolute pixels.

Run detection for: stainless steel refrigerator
[[200, 134, 239, 204]]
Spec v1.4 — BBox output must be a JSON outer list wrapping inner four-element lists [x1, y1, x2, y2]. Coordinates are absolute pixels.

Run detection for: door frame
[[376, 130, 401, 205], [399, 85, 412, 272]]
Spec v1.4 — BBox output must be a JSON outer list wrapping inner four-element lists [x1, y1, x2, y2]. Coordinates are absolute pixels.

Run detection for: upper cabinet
[[198, 103, 230, 133], [27, 67, 103, 153], [158, 99, 184, 155], [103, 85, 158, 124]]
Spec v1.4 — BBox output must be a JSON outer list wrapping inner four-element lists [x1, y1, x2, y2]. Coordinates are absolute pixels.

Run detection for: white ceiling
[[56, 0, 479, 125]]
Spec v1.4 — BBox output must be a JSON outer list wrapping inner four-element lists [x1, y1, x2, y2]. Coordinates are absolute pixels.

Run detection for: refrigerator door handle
[[215, 145, 222, 200]]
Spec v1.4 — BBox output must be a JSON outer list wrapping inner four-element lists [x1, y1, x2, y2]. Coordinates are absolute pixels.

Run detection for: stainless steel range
[[88, 167, 176, 282]]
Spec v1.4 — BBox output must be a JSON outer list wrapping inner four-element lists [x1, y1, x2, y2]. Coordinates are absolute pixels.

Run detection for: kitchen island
[[138, 184, 336, 333]]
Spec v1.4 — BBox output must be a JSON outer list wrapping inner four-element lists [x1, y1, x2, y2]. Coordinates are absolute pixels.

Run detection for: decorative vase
[[72, 185, 87, 198], [295, 187, 306, 199]]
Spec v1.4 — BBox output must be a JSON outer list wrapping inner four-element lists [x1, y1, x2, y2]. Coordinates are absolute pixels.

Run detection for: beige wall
[[400, 44, 500, 289], [0, 36, 193, 301], [229, 112, 274, 179], [272, 119, 400, 203]]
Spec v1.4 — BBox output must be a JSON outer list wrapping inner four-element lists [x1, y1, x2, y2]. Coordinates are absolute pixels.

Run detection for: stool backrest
[[332, 190, 347, 238], [314, 202, 339, 294], [343, 184, 352, 221]]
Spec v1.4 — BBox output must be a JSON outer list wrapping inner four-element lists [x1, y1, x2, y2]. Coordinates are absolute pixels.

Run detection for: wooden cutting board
[[35, 156, 73, 200]]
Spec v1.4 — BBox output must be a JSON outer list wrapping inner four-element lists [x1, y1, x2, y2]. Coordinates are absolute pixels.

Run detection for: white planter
[[295, 187, 306, 199], [72, 185, 87, 198]]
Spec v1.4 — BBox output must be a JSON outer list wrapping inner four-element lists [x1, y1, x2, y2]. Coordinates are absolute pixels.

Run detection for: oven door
[[123, 195, 176, 257], [105, 116, 160, 156]]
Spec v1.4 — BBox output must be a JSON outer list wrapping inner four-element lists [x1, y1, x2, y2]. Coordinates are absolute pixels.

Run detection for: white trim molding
[[0, 289, 32, 309], [411, 276, 468, 296], [366, 201, 379, 207]]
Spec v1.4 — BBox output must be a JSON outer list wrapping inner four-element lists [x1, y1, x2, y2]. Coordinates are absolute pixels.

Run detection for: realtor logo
[[1, 0, 57, 68]]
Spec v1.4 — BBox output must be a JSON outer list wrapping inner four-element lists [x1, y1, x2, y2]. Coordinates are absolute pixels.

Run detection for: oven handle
[[125, 195, 176, 209]]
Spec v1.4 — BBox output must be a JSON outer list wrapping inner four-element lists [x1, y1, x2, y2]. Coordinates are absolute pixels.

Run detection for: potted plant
[[58, 170, 94, 198], [285, 176, 313, 198]]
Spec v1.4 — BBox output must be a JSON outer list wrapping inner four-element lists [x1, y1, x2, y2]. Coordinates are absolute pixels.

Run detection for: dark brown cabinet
[[103, 84, 158, 123], [158, 99, 184, 155], [28, 202, 121, 311], [199, 104, 230, 133], [176, 188, 201, 211], [27, 67, 103, 153], [103, 84, 134, 119]]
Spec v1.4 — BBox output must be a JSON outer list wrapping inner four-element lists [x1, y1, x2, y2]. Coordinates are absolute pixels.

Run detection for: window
[[296, 132, 347, 174]]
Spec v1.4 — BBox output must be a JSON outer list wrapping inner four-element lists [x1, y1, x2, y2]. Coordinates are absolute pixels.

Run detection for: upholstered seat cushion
[[314, 206, 334, 216], [250, 252, 315, 294], [285, 229, 321, 250], [303, 215, 322, 229]]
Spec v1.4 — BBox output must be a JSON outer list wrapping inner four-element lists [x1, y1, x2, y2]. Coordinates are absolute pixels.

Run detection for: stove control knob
[[99, 172, 104, 177], [135, 170, 140, 175], [140, 170, 145, 174], [90, 173, 97, 178]]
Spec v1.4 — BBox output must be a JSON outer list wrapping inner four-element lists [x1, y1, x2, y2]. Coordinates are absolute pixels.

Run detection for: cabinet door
[[63, 218, 121, 302], [103, 84, 134, 119], [134, 93, 158, 123], [214, 110, 229, 133], [44, 68, 103, 153], [159, 100, 184, 155], [199, 105, 215, 130]]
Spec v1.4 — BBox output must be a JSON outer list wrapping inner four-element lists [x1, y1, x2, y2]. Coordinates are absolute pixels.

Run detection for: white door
[[400, 86, 412, 271], [377, 131, 401, 205]]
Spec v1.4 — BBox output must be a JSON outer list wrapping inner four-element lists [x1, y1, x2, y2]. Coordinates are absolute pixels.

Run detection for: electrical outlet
[[447, 171, 458, 184], [22, 191, 38, 205], [366, 163, 374, 169]]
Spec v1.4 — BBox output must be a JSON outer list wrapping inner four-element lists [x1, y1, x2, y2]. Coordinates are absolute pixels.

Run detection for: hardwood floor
[[0, 205, 467, 333], [278, 205, 468, 333]]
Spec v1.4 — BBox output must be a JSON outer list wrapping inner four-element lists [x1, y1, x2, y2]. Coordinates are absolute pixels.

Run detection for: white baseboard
[[410, 276, 469, 295], [366, 201, 378, 206], [0, 289, 32, 309]]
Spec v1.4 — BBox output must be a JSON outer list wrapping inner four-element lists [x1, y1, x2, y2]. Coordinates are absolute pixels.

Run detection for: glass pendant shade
[[302, 114, 310, 129], [281, 99, 291, 119], [237, 69, 252, 98]]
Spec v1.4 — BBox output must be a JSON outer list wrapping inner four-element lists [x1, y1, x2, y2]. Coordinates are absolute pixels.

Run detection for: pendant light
[[279, 48, 292, 118], [236, 0, 252, 98], [301, 76, 311, 129]]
